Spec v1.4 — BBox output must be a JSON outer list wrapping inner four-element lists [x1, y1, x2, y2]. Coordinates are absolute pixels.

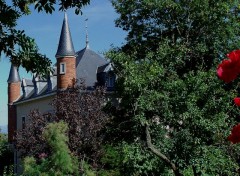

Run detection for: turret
[[56, 13, 76, 89], [7, 64, 21, 142]]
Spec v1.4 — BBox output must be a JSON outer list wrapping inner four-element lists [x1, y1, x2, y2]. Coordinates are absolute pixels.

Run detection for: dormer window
[[60, 62, 66, 74], [107, 73, 115, 87], [108, 75, 114, 87]]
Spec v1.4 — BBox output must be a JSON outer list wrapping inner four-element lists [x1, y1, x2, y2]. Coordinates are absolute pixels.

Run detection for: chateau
[[7, 13, 114, 143]]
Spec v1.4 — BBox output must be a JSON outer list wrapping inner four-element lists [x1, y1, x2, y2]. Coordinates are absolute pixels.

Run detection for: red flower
[[234, 97, 240, 106], [217, 50, 240, 83], [228, 124, 240, 144], [227, 49, 240, 61]]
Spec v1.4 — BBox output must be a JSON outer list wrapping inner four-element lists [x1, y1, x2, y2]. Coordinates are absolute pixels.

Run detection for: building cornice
[[14, 92, 56, 105]]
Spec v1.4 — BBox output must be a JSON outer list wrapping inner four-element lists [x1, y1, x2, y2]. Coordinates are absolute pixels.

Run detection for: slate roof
[[23, 79, 34, 87], [55, 13, 75, 58], [76, 47, 108, 87], [16, 47, 108, 103], [53, 67, 57, 76], [16, 89, 57, 104], [17, 77, 57, 103], [97, 63, 113, 73], [7, 64, 21, 83], [97, 63, 109, 73]]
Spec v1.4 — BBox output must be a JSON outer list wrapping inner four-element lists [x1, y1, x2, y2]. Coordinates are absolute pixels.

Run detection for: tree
[[0, 131, 13, 175], [15, 110, 53, 158], [1, 0, 90, 76], [52, 81, 108, 167], [22, 121, 78, 176], [105, 0, 240, 175], [16, 81, 108, 173]]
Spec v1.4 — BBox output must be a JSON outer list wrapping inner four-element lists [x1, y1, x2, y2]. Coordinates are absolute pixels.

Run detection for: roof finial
[[85, 17, 89, 49], [63, 6, 67, 12], [64, 10, 67, 18]]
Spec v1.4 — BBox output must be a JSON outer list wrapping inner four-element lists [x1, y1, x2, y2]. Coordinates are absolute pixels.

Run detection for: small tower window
[[60, 62, 66, 74]]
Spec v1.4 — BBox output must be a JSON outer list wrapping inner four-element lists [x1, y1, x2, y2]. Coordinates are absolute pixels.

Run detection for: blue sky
[[0, 0, 126, 126]]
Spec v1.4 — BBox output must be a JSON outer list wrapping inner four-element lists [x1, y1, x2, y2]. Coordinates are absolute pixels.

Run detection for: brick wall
[[8, 82, 21, 104], [8, 105, 16, 142], [57, 57, 76, 89], [8, 82, 20, 142]]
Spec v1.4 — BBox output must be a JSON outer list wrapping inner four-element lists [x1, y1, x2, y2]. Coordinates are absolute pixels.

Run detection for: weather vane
[[85, 17, 89, 49]]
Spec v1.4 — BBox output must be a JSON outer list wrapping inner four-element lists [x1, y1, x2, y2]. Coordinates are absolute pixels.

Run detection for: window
[[107, 74, 115, 87], [22, 117, 25, 129], [60, 62, 66, 74]]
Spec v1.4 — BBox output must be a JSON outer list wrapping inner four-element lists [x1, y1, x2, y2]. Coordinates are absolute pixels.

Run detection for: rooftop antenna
[[85, 17, 89, 49]]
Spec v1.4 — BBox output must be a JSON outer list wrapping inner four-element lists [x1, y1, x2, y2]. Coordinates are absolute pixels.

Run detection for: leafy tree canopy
[[105, 0, 240, 175], [22, 121, 78, 176], [1, 0, 90, 76], [0, 132, 13, 175]]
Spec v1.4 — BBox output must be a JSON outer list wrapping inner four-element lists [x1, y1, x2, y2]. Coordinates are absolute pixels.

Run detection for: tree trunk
[[145, 124, 182, 176]]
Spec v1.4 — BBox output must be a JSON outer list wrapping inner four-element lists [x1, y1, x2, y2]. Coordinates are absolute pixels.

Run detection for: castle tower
[[7, 64, 21, 142], [55, 13, 76, 89]]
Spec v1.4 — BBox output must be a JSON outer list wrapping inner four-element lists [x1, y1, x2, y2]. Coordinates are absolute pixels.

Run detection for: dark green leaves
[[12, 0, 90, 15], [106, 0, 240, 174]]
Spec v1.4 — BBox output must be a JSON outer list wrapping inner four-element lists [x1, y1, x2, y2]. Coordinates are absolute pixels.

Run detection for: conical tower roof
[[7, 64, 20, 83], [55, 13, 75, 58]]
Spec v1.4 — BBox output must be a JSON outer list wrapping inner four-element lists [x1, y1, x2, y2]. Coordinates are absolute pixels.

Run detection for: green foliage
[[105, 0, 240, 175], [13, 0, 90, 15], [120, 142, 168, 175], [81, 161, 96, 176], [98, 145, 122, 176], [0, 0, 52, 77], [0, 133, 7, 156], [107, 47, 240, 175], [180, 146, 239, 176], [189, 146, 238, 175], [22, 121, 78, 176], [101, 145, 122, 169], [0, 133, 14, 176], [112, 0, 240, 59], [98, 170, 121, 176], [3, 165, 14, 176]]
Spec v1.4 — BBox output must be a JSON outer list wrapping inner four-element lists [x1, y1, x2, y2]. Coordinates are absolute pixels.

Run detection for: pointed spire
[[85, 18, 89, 49], [7, 64, 20, 83], [56, 12, 75, 58]]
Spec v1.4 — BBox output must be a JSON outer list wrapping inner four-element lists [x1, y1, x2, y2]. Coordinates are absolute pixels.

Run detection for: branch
[[145, 124, 182, 176]]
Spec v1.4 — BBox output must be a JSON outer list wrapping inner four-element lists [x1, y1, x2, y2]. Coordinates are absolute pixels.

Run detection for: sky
[[0, 0, 127, 126]]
